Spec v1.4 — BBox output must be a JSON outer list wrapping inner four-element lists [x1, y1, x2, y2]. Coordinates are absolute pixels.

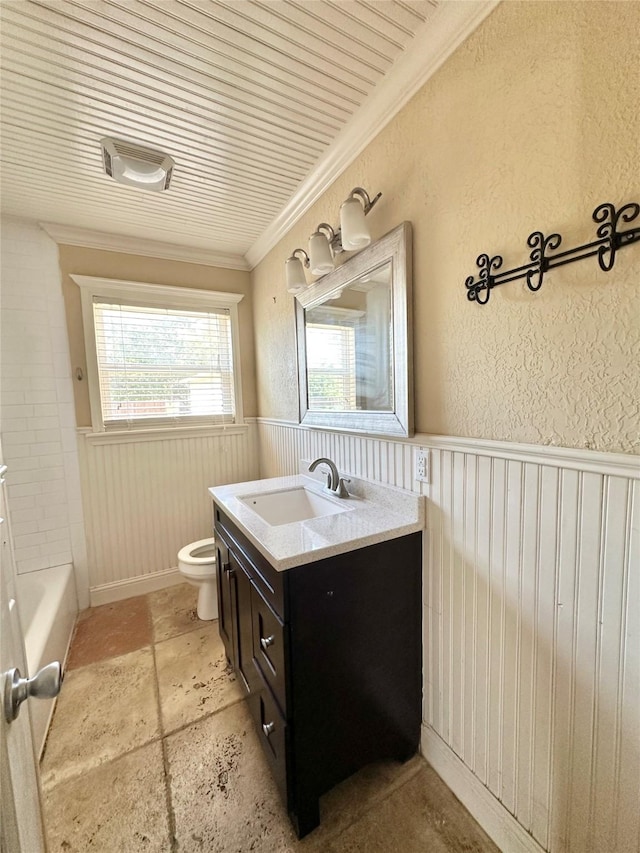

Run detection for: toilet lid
[[178, 537, 216, 565]]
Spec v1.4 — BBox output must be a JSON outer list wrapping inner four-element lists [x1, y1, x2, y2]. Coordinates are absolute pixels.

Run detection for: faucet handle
[[337, 477, 351, 498]]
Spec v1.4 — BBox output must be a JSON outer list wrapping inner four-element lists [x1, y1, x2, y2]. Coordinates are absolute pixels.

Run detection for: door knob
[[3, 661, 62, 723]]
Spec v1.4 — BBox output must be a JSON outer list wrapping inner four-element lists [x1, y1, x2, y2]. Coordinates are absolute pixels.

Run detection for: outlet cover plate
[[415, 446, 430, 484]]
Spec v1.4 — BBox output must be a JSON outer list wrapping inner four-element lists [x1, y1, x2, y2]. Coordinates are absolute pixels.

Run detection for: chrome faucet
[[308, 457, 350, 498]]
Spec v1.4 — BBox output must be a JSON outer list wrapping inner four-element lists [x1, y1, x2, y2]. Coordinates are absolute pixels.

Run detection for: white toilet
[[177, 537, 218, 620]]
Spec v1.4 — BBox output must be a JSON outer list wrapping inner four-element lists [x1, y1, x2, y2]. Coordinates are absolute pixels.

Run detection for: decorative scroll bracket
[[465, 201, 640, 305]]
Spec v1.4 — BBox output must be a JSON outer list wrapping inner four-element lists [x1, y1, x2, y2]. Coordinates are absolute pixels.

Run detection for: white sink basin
[[239, 486, 352, 526]]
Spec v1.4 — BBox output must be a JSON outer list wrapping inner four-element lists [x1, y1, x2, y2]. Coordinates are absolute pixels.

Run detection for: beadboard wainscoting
[[256, 418, 639, 853], [78, 422, 259, 605]]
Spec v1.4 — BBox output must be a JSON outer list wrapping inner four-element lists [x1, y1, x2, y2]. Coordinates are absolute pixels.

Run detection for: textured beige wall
[[58, 246, 257, 426], [251, 1, 640, 454]]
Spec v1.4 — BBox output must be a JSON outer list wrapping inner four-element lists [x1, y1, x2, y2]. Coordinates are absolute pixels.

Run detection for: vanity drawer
[[251, 584, 287, 715], [214, 505, 285, 616], [247, 669, 288, 805]]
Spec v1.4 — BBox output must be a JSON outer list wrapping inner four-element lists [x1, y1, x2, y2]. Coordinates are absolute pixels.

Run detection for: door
[[0, 461, 47, 853]]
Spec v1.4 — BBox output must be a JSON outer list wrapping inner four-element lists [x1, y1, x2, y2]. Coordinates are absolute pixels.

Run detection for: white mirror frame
[[295, 222, 413, 438]]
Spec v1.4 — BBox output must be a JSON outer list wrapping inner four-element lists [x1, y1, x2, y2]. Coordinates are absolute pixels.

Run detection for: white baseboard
[[90, 567, 184, 607], [421, 726, 545, 853]]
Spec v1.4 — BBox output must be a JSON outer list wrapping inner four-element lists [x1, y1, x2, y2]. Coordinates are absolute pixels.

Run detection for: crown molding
[[245, 0, 500, 270], [40, 222, 250, 271]]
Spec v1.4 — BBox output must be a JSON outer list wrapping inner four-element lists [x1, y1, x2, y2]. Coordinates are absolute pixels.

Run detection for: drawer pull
[[260, 635, 275, 650], [262, 721, 275, 737]]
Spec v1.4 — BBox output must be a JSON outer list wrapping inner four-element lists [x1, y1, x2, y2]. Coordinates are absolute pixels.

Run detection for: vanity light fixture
[[286, 248, 311, 294], [340, 188, 378, 250], [285, 187, 381, 293], [309, 224, 337, 275]]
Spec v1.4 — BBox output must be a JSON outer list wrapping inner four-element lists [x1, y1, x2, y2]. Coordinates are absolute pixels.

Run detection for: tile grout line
[[161, 694, 247, 740], [147, 595, 182, 853], [153, 617, 207, 648]]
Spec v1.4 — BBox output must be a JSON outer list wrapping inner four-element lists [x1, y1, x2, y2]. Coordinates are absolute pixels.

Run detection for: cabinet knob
[[260, 635, 275, 650], [262, 721, 275, 737]]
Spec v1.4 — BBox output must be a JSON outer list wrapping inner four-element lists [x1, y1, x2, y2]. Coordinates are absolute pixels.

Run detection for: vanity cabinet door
[[216, 536, 258, 695], [216, 539, 235, 665], [230, 549, 259, 695]]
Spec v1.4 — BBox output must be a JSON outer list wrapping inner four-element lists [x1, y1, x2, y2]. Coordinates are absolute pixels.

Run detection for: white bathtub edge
[[17, 564, 78, 759], [36, 605, 77, 761]]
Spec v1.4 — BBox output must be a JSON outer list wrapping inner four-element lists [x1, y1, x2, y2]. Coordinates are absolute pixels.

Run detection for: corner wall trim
[[90, 568, 183, 607], [421, 726, 545, 853]]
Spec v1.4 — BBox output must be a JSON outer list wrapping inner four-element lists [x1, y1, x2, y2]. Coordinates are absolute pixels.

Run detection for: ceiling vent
[[100, 137, 174, 192]]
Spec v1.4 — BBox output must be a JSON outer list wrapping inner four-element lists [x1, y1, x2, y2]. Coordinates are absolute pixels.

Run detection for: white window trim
[[71, 275, 244, 434]]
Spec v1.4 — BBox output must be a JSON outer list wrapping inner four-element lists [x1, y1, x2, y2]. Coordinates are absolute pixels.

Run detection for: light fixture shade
[[308, 231, 334, 275], [340, 196, 371, 250], [286, 256, 307, 293]]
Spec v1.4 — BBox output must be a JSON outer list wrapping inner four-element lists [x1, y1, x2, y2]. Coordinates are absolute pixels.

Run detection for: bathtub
[[16, 564, 78, 757]]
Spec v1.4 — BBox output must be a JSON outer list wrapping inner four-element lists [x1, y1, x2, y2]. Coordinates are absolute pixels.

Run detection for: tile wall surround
[[256, 417, 640, 853], [0, 218, 87, 601]]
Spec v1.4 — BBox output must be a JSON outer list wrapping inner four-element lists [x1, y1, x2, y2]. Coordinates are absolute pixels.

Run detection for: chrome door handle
[[260, 635, 275, 651], [262, 721, 275, 737], [3, 661, 62, 723]]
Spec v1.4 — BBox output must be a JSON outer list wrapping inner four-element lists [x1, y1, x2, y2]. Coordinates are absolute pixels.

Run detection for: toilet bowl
[[177, 537, 217, 620]]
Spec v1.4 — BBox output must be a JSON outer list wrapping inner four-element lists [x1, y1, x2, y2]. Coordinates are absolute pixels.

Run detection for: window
[[73, 277, 244, 432], [305, 308, 360, 412]]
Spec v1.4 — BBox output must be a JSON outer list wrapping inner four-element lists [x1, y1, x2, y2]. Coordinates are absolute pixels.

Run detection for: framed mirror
[[295, 222, 413, 437]]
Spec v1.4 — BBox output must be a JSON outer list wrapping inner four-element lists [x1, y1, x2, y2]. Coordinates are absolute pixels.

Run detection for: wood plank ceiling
[[0, 0, 440, 263]]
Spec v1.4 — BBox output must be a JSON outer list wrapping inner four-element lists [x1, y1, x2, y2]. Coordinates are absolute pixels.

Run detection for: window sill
[[77, 422, 251, 445]]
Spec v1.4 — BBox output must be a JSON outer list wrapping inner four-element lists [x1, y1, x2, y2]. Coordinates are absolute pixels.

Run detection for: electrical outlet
[[414, 447, 430, 483]]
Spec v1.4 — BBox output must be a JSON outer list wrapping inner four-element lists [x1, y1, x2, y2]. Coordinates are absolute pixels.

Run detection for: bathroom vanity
[[210, 472, 423, 838]]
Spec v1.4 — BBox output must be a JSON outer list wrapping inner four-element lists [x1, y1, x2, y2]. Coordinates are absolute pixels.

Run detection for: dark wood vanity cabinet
[[214, 504, 422, 839]]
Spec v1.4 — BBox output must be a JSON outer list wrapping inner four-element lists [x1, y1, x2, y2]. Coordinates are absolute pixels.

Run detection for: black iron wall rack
[[465, 201, 640, 306]]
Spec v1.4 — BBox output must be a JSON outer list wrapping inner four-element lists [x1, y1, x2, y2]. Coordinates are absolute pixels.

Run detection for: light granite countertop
[[209, 468, 425, 572]]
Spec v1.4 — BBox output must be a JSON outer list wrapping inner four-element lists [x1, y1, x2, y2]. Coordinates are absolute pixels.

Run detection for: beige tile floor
[[41, 583, 499, 852]]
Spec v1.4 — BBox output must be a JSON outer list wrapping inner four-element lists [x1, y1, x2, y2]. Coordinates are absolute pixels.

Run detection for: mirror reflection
[[295, 222, 413, 438], [304, 261, 393, 413]]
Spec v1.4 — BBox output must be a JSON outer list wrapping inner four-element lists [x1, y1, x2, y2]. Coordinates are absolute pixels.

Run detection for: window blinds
[[93, 300, 236, 427], [306, 322, 357, 411]]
